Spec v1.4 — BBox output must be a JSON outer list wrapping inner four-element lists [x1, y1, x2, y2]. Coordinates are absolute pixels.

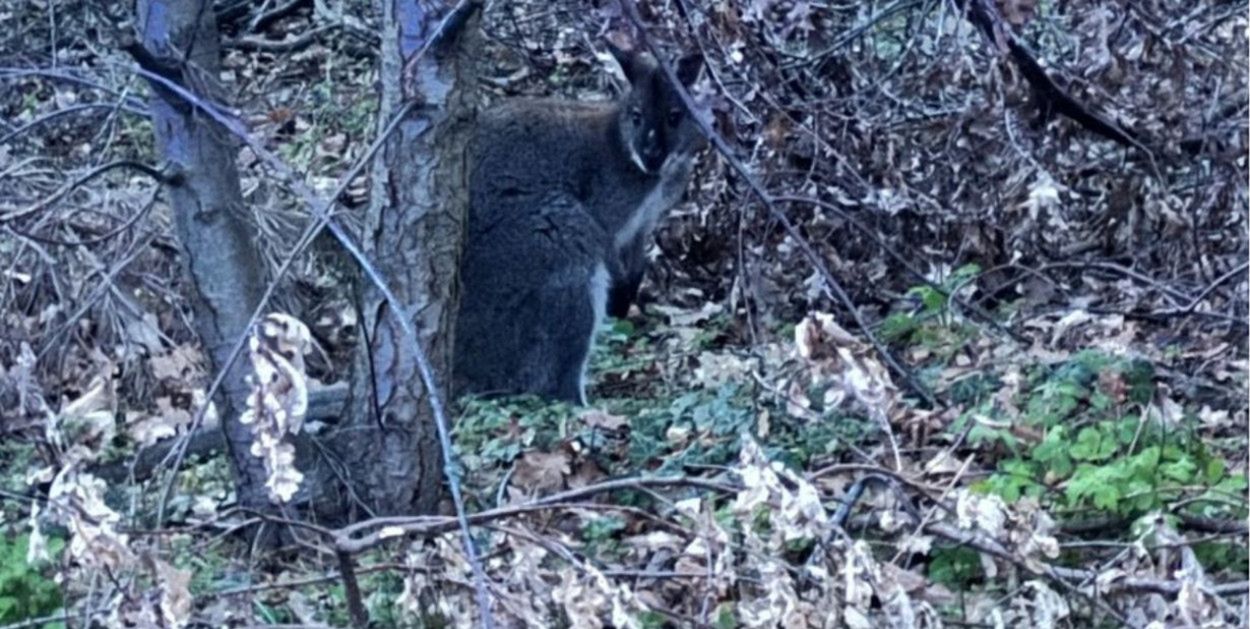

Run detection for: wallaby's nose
[[642, 130, 663, 171]]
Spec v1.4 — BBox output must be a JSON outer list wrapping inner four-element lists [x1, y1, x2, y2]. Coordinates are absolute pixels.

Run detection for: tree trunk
[[332, 0, 480, 517], [135, 0, 272, 513], [132, 0, 478, 524]]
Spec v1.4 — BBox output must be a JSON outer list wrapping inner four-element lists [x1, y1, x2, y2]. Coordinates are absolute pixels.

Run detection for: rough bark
[[332, 0, 480, 517], [135, 0, 271, 512]]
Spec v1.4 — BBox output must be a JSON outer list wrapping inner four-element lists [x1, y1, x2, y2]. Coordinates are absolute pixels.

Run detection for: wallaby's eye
[[629, 109, 643, 126], [667, 108, 683, 127]]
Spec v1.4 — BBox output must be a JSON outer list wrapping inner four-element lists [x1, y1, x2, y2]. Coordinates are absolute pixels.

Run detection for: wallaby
[[454, 43, 705, 404]]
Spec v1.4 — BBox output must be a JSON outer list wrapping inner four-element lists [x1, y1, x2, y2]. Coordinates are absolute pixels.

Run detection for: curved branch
[[0, 102, 148, 148], [0, 160, 173, 223]]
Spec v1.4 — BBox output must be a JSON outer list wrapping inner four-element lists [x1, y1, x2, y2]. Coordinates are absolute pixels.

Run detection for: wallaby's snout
[[641, 129, 664, 172]]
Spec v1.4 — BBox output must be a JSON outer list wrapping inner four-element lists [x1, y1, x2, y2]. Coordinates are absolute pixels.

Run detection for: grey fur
[[454, 45, 704, 403]]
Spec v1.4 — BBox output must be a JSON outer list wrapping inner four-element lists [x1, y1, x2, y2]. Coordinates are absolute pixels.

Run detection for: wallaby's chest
[[612, 177, 666, 251]]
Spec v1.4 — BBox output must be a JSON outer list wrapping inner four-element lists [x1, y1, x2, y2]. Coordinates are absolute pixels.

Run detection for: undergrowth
[[444, 275, 1249, 626]]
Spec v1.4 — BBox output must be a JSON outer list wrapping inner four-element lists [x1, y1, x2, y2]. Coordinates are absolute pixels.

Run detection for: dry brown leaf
[[580, 408, 630, 432], [997, 0, 1037, 26], [149, 344, 205, 381], [512, 449, 572, 494]]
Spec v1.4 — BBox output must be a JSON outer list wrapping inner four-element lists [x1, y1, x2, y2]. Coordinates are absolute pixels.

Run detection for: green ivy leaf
[[1204, 457, 1227, 484], [1067, 464, 1127, 510], [1132, 446, 1161, 471], [1070, 427, 1103, 461], [1161, 456, 1198, 483]]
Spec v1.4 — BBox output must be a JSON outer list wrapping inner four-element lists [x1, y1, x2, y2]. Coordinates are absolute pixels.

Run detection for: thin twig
[[1153, 261, 1249, 317]]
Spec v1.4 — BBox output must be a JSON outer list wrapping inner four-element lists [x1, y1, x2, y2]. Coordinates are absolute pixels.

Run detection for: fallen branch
[[333, 475, 739, 554], [955, 0, 1150, 154], [91, 382, 349, 483], [226, 24, 344, 53]]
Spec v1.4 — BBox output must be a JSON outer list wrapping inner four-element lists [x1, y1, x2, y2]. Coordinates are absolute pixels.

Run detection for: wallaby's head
[[607, 42, 705, 174]]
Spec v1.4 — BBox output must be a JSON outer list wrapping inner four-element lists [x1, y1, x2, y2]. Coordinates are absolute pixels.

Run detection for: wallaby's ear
[[675, 53, 703, 87], [606, 40, 644, 84]]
